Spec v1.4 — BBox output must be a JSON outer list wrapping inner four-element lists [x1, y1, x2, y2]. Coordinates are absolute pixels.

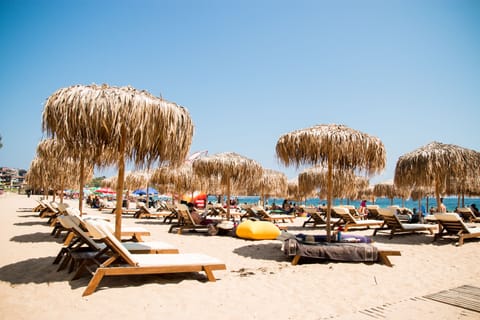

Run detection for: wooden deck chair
[[302, 207, 340, 228], [333, 207, 384, 231], [39, 200, 59, 219], [455, 207, 480, 223], [168, 204, 211, 234], [65, 207, 151, 242], [433, 213, 480, 246], [134, 202, 174, 219], [366, 205, 382, 220], [56, 216, 179, 279], [373, 208, 436, 239], [82, 220, 226, 296], [251, 206, 295, 223], [342, 205, 366, 220]]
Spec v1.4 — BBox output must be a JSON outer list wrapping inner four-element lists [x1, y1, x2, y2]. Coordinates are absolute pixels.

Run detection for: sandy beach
[[1, 192, 479, 320]]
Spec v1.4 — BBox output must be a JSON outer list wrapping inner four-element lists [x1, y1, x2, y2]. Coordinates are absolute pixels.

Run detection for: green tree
[[0, 134, 3, 149], [87, 176, 106, 188]]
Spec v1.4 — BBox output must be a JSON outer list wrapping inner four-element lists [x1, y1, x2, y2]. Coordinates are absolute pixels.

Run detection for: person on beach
[[358, 199, 368, 216], [470, 203, 479, 216], [439, 198, 447, 213]]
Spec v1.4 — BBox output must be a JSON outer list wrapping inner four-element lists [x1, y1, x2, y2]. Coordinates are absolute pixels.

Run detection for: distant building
[[0, 167, 26, 188]]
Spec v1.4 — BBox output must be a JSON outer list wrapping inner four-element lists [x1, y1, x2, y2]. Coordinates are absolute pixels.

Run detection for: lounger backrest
[[56, 202, 69, 213], [332, 207, 357, 223], [92, 220, 137, 266], [59, 216, 102, 250], [378, 208, 402, 227], [434, 213, 468, 233]]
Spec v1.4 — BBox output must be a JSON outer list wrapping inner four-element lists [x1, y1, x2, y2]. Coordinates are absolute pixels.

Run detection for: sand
[[1, 192, 479, 319]]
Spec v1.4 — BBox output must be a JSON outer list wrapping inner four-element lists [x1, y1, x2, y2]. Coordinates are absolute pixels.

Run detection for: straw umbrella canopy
[[102, 170, 151, 207], [298, 166, 357, 201], [151, 163, 202, 202], [394, 141, 480, 213], [192, 152, 263, 220], [35, 138, 94, 202], [42, 84, 194, 238], [248, 169, 288, 205], [373, 179, 410, 206], [276, 124, 386, 240]]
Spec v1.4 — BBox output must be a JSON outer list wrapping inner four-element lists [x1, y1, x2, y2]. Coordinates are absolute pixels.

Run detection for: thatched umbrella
[[102, 170, 151, 208], [248, 169, 288, 206], [394, 141, 480, 214], [192, 152, 263, 220], [151, 163, 202, 203], [35, 138, 94, 202], [298, 166, 357, 202], [276, 124, 386, 240], [373, 179, 410, 206], [42, 84, 193, 238]]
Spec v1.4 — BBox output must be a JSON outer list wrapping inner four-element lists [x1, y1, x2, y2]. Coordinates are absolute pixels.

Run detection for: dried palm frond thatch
[[151, 163, 201, 201], [247, 169, 288, 205], [42, 84, 194, 238], [276, 124, 386, 240], [394, 141, 480, 212], [192, 152, 263, 219]]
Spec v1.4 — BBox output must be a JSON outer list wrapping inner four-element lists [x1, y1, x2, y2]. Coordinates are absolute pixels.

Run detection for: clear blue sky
[[0, 0, 479, 184]]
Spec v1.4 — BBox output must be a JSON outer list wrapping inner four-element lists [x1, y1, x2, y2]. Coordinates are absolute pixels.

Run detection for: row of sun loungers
[[31, 198, 480, 296], [35, 200, 226, 296]]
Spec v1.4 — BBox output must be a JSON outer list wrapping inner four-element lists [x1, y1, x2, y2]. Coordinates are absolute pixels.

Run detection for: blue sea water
[[209, 195, 479, 212]]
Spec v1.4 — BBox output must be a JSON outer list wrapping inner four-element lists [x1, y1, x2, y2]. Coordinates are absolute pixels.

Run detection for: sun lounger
[[302, 207, 340, 228], [133, 202, 174, 219], [433, 213, 480, 246], [283, 238, 401, 267], [455, 207, 480, 223], [65, 207, 151, 242], [242, 206, 295, 223], [81, 220, 226, 296], [373, 208, 436, 239], [168, 204, 212, 234], [332, 207, 384, 231]]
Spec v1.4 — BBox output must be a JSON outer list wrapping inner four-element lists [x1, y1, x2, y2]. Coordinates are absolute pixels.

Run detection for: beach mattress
[[236, 219, 281, 240]]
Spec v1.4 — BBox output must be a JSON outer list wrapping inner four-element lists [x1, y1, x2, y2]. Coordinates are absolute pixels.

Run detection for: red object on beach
[[94, 187, 116, 194]]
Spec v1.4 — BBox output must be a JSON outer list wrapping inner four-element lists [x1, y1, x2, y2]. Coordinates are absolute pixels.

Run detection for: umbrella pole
[[226, 177, 231, 220], [326, 150, 333, 242], [115, 126, 127, 239], [78, 154, 85, 215]]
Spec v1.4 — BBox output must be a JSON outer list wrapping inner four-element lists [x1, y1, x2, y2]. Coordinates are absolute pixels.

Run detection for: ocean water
[[209, 195, 480, 212]]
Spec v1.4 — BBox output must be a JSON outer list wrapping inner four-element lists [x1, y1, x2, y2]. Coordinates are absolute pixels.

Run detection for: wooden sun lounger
[[333, 207, 384, 231], [373, 208, 436, 239], [55, 216, 179, 280], [65, 207, 150, 242], [302, 207, 340, 228], [434, 213, 480, 246], [133, 202, 174, 219], [168, 204, 211, 234], [82, 220, 226, 296]]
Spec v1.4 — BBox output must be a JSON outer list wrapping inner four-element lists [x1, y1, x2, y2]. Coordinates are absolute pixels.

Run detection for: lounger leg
[[82, 269, 106, 296], [291, 255, 301, 265], [203, 267, 217, 282]]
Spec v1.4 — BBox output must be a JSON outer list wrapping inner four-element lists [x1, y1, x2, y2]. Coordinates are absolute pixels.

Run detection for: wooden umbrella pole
[[326, 148, 333, 242], [78, 154, 85, 215], [115, 125, 127, 239], [226, 176, 231, 220]]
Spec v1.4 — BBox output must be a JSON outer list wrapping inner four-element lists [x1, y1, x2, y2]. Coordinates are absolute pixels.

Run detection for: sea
[[206, 195, 480, 212]]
